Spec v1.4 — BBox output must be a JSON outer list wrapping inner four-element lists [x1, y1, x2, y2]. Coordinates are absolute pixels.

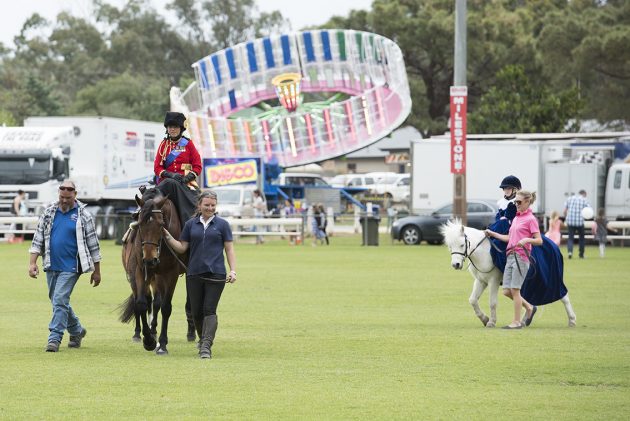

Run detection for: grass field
[[1, 235, 629, 420]]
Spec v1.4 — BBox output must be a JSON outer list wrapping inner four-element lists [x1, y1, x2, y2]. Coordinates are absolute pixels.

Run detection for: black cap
[[499, 175, 521, 190], [164, 112, 186, 130]]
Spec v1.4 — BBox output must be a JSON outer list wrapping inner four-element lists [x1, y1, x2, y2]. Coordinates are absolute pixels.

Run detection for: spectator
[[311, 204, 326, 246], [252, 189, 266, 244], [593, 207, 616, 258], [9, 190, 27, 243], [545, 210, 562, 246], [563, 190, 591, 259], [28, 180, 101, 352]]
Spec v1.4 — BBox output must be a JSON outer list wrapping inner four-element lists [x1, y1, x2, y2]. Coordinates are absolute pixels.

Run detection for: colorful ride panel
[[172, 29, 411, 167]]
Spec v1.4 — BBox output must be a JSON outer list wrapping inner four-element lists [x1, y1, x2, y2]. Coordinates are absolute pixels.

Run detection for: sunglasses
[[59, 186, 76, 192], [514, 199, 527, 205]]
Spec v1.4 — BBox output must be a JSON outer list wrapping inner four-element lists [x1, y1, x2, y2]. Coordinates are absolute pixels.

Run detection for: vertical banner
[[450, 86, 467, 174]]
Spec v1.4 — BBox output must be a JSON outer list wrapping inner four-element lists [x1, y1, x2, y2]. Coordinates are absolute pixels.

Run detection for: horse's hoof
[[485, 322, 496, 328], [155, 346, 169, 355], [568, 319, 576, 328], [143, 339, 157, 351], [480, 315, 490, 326], [132, 335, 141, 343], [187, 333, 196, 342]]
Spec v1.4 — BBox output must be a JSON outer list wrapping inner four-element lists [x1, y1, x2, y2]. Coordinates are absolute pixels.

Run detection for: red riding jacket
[[153, 137, 202, 184]]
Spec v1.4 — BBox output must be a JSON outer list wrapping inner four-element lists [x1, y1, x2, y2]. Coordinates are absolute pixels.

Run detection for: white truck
[[0, 116, 166, 238], [410, 133, 630, 220]]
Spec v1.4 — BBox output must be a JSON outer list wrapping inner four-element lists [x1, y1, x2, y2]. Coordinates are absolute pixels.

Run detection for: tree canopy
[[0, 0, 628, 135]]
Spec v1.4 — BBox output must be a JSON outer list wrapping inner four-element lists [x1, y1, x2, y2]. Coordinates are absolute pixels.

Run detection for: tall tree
[[167, 0, 289, 51], [537, 0, 630, 121], [468, 65, 584, 133]]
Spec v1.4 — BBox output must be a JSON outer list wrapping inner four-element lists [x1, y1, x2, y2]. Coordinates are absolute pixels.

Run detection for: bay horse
[[119, 189, 186, 354], [440, 219, 576, 328]]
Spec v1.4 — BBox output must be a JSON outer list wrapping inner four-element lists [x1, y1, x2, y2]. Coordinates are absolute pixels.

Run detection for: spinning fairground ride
[[171, 29, 412, 172]]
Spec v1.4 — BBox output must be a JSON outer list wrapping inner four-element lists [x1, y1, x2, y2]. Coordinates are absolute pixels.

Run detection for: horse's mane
[[440, 219, 464, 246], [138, 188, 179, 231], [139, 188, 167, 224], [440, 218, 486, 247]]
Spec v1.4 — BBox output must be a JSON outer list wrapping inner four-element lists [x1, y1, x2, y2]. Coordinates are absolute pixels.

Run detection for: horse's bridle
[[450, 233, 494, 273], [138, 207, 188, 273], [139, 209, 164, 263]]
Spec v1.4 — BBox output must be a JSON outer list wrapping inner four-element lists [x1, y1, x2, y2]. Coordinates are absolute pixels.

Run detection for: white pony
[[440, 219, 577, 328]]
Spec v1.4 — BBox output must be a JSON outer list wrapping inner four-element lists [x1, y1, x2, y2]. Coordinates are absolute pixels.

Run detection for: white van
[[274, 172, 329, 186], [605, 163, 630, 220], [213, 184, 266, 218]]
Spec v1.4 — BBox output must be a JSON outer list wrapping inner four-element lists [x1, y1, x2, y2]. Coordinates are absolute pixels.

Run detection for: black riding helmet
[[499, 175, 521, 190], [164, 112, 186, 131]]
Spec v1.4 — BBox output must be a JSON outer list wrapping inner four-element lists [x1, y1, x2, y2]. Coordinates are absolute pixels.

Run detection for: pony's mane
[[142, 187, 162, 201], [440, 219, 464, 246], [139, 198, 158, 224]]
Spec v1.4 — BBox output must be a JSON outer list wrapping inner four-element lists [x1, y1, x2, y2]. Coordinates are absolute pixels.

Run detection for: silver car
[[391, 199, 498, 245]]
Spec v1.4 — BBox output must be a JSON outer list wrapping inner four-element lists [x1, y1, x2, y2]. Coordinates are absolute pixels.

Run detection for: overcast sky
[[1, 0, 373, 47]]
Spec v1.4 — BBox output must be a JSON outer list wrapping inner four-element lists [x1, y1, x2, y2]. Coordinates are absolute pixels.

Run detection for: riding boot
[[186, 309, 196, 342], [199, 315, 218, 359], [194, 317, 203, 349]]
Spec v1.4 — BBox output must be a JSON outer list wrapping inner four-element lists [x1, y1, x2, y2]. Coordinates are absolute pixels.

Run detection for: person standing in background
[[593, 207, 616, 258], [252, 189, 266, 245], [564, 190, 590, 259], [545, 210, 562, 246], [9, 190, 27, 243]]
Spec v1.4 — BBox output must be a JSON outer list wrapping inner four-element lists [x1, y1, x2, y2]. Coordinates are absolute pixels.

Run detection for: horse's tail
[[118, 294, 135, 324]]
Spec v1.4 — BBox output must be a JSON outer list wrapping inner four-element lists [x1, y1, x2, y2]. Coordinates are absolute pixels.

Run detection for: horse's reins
[[139, 209, 188, 275], [451, 234, 495, 273]]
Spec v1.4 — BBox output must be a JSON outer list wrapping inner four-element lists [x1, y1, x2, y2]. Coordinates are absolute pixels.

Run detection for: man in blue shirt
[[563, 190, 591, 259], [29, 180, 102, 352]]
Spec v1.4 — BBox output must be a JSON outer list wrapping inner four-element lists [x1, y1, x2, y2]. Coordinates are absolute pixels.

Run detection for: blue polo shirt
[[181, 215, 233, 277], [49, 205, 79, 272]]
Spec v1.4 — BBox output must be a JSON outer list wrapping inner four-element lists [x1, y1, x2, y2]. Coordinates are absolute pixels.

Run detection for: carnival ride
[[171, 29, 412, 168]]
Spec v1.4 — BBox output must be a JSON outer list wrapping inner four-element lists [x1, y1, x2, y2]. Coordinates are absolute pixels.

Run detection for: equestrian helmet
[[499, 175, 521, 190], [163, 112, 186, 130]]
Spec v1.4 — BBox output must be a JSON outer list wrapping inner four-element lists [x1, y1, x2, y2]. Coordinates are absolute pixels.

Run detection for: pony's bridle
[[139, 209, 164, 263], [138, 207, 189, 273], [450, 233, 494, 273]]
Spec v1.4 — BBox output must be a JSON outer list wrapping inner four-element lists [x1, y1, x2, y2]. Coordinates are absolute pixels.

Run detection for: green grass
[[1, 236, 629, 420]]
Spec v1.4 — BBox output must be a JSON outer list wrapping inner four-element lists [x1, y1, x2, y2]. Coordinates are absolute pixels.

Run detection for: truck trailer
[[410, 133, 630, 220], [0, 116, 166, 238]]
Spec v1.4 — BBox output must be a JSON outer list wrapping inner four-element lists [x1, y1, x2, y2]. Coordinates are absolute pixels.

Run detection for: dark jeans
[[567, 225, 585, 257], [186, 274, 226, 319]]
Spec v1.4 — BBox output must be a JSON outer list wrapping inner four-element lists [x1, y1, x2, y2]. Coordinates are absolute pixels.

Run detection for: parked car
[[329, 173, 378, 190], [391, 199, 498, 245], [373, 173, 411, 205], [214, 184, 266, 217], [274, 172, 329, 186]]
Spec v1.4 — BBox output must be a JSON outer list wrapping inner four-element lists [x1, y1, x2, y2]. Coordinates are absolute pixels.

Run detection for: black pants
[[157, 178, 199, 227], [567, 225, 585, 257], [186, 274, 225, 319]]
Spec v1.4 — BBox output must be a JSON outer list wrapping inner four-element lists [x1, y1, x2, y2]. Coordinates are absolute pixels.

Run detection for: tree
[[537, 0, 630, 121], [167, 0, 289, 51], [324, 0, 542, 137], [70, 72, 169, 121], [468, 65, 584, 133]]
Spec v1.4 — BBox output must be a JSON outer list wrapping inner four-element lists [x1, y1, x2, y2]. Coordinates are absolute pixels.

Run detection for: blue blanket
[[489, 216, 568, 305]]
